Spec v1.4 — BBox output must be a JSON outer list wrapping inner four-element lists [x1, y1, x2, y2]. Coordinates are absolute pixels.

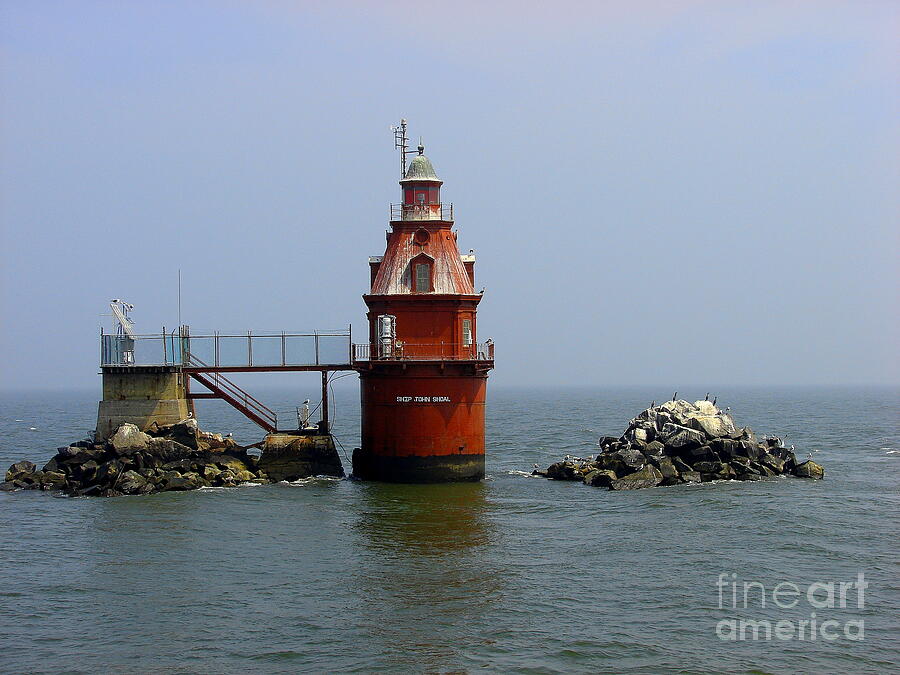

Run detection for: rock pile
[[3, 419, 272, 497], [535, 399, 824, 490]]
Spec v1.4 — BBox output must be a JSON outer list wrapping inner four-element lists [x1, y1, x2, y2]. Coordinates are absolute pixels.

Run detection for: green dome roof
[[401, 149, 441, 183]]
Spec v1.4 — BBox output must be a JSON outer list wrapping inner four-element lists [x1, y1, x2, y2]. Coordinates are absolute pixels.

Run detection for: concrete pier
[[95, 366, 189, 440], [258, 432, 345, 481]]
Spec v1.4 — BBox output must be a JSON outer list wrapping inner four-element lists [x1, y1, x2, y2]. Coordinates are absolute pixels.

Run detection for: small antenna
[[177, 268, 182, 328], [391, 118, 418, 178]]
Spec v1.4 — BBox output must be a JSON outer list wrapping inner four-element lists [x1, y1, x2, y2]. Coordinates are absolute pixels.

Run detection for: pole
[[178, 269, 182, 330], [321, 370, 329, 433]]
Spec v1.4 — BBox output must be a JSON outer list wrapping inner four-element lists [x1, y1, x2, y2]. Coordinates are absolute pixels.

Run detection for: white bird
[[565, 454, 571, 461], [225, 433, 233, 438], [533, 463, 539, 469], [790, 444, 795, 451]]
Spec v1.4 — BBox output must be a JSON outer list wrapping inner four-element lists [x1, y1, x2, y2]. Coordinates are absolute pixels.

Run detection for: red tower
[[352, 130, 494, 482]]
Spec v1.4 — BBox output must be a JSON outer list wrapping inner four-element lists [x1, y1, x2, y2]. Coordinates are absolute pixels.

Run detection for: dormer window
[[409, 252, 434, 293], [414, 262, 431, 292]]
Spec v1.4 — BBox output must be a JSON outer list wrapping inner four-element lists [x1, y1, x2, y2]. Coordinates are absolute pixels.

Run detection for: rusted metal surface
[[369, 223, 476, 296], [357, 362, 488, 480]]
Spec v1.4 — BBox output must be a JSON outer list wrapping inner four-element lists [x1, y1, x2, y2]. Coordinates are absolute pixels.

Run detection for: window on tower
[[414, 263, 431, 292], [462, 319, 472, 346]]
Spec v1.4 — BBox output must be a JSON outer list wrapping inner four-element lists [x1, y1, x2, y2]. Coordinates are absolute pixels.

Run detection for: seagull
[[565, 454, 571, 461], [533, 463, 539, 469], [225, 433, 233, 438], [790, 444, 795, 451], [807, 452, 813, 460]]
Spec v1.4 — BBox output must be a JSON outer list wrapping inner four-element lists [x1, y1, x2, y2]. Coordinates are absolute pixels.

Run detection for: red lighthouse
[[352, 124, 494, 482]]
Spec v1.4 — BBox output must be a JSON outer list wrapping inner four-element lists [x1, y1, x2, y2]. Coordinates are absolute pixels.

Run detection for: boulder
[[610, 465, 663, 491], [146, 438, 196, 463], [683, 445, 721, 463], [170, 419, 200, 449], [594, 454, 630, 478], [72, 460, 100, 483], [709, 438, 740, 460], [693, 461, 728, 475], [736, 440, 763, 460], [597, 436, 620, 450], [546, 461, 582, 481], [109, 424, 151, 455], [6, 460, 36, 482], [693, 400, 718, 415], [752, 461, 776, 477], [659, 399, 698, 424], [95, 459, 125, 485], [686, 414, 735, 439], [672, 457, 694, 475], [615, 447, 646, 471], [793, 460, 824, 480], [759, 453, 786, 474], [658, 423, 705, 450], [118, 470, 150, 495], [38, 471, 67, 490], [643, 440, 666, 458], [680, 471, 702, 483], [654, 457, 680, 484], [583, 469, 617, 488]]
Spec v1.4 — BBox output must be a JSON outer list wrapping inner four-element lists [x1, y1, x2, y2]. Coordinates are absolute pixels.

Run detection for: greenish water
[[1, 385, 898, 674]]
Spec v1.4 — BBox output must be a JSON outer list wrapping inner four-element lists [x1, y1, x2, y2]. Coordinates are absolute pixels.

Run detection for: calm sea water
[[1, 385, 898, 674]]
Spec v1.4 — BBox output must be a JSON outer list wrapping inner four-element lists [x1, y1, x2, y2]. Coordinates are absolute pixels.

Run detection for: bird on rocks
[[705, 393, 710, 401], [533, 463, 539, 469], [650, 401, 656, 408], [712, 397, 717, 406], [225, 432, 233, 438], [790, 444, 795, 451], [672, 392, 678, 401]]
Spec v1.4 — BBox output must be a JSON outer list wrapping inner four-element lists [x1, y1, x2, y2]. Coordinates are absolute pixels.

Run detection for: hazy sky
[[1, 0, 897, 391]]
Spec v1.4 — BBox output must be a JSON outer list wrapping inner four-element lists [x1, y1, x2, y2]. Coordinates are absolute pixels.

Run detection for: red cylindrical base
[[354, 362, 488, 482]]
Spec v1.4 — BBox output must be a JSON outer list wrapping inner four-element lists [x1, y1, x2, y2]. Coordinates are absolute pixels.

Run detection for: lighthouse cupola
[[398, 142, 447, 221]]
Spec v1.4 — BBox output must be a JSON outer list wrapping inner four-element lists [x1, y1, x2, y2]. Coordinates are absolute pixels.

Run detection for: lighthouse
[[352, 123, 494, 482]]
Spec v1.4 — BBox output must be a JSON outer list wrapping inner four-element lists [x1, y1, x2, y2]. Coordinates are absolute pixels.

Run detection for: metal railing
[[353, 341, 494, 362], [390, 202, 454, 221], [100, 328, 352, 368]]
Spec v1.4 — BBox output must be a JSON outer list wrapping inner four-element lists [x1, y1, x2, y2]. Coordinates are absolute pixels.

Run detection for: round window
[[414, 228, 430, 245]]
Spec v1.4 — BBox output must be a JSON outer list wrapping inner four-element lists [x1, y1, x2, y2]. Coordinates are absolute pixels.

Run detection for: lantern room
[[398, 143, 444, 221]]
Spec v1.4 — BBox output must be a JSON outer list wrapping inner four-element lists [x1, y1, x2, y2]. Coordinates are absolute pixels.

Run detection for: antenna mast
[[391, 118, 417, 178]]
